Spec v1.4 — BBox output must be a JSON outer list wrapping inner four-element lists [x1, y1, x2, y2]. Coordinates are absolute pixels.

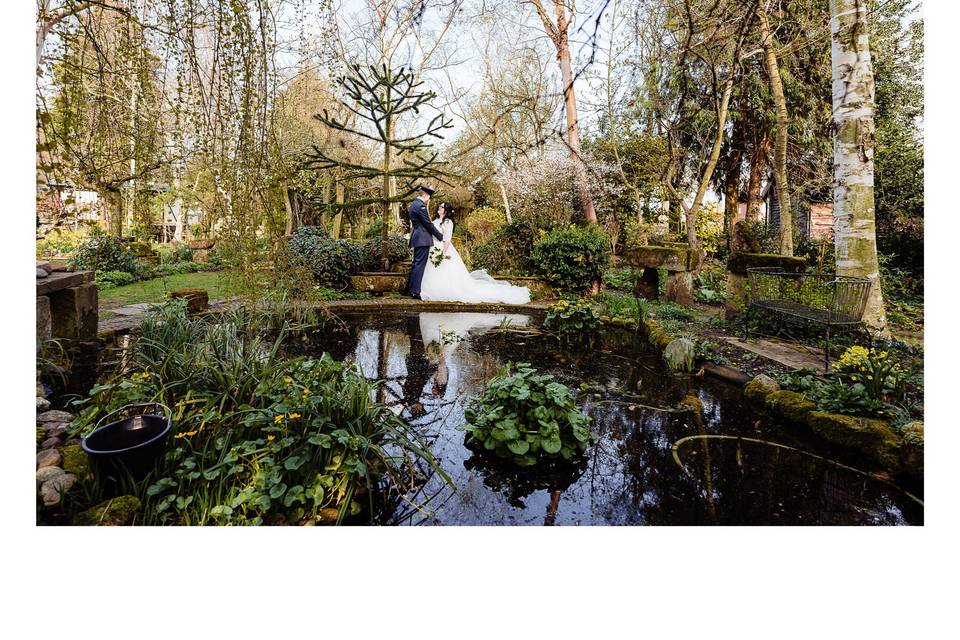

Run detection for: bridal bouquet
[[429, 247, 449, 267]]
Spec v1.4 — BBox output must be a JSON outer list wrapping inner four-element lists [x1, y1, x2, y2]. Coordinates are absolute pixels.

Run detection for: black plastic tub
[[81, 403, 171, 482]]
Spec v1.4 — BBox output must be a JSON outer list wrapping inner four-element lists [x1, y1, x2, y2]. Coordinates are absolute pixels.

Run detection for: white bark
[[831, 0, 888, 333]]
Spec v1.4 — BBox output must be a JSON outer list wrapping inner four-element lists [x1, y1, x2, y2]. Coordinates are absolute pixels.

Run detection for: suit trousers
[[408, 245, 430, 296]]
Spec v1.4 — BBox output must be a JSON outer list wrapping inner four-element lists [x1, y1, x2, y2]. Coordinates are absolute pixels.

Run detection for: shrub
[[461, 363, 594, 467], [543, 298, 600, 334], [532, 225, 610, 292], [288, 226, 363, 289], [73, 232, 139, 273], [152, 261, 203, 277], [471, 219, 539, 275], [603, 267, 643, 291], [694, 202, 724, 255], [95, 270, 137, 289], [362, 218, 384, 239], [363, 234, 411, 270], [37, 227, 89, 258], [464, 206, 506, 244]]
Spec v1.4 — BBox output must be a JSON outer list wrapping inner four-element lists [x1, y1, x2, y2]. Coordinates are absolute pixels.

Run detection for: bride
[[419, 203, 530, 304]]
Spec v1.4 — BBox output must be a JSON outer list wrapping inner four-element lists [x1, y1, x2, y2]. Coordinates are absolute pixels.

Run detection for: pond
[[287, 311, 922, 526]]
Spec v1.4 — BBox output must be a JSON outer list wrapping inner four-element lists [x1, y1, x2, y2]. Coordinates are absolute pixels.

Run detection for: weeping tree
[[830, 0, 888, 333], [304, 64, 453, 270]]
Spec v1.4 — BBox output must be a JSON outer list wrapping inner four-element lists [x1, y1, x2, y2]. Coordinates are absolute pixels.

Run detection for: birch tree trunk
[[831, 0, 888, 333], [758, 2, 793, 255]]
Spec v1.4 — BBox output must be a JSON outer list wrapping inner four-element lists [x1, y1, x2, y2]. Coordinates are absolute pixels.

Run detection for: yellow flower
[[283, 376, 293, 385], [288, 412, 301, 420], [174, 431, 196, 439], [274, 414, 284, 424], [266, 435, 275, 441], [302, 388, 310, 397]]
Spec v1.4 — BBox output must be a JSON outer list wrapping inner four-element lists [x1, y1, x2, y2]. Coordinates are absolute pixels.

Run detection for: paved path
[[720, 336, 827, 372]]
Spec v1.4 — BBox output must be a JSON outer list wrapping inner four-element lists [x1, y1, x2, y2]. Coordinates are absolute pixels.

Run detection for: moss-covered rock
[[60, 444, 90, 478], [899, 421, 923, 475], [743, 374, 781, 403], [74, 495, 141, 526], [764, 390, 817, 424], [807, 411, 902, 469], [726, 253, 807, 275], [680, 394, 703, 412], [622, 245, 691, 272], [169, 287, 209, 313]]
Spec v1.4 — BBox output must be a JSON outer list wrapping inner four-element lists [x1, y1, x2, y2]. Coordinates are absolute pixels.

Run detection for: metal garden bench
[[746, 267, 872, 371]]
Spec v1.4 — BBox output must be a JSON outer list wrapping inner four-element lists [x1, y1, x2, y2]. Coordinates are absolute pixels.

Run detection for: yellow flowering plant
[[832, 346, 906, 400], [544, 297, 600, 335]]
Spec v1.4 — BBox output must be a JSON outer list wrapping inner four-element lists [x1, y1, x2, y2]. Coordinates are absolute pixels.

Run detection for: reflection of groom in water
[[401, 315, 436, 417], [406, 184, 444, 299]]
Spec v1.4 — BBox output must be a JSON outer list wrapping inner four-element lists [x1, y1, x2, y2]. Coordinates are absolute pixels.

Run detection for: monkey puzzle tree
[[304, 64, 453, 270]]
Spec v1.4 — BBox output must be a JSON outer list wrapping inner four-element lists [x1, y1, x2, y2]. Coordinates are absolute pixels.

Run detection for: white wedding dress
[[419, 218, 531, 304]]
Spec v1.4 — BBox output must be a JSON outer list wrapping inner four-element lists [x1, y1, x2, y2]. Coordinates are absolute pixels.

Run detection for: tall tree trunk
[[831, 0, 888, 333], [381, 98, 392, 269], [557, 30, 596, 224], [724, 106, 746, 252], [746, 133, 769, 220], [758, 2, 793, 255], [498, 181, 512, 224], [531, 0, 597, 224], [283, 184, 295, 236]]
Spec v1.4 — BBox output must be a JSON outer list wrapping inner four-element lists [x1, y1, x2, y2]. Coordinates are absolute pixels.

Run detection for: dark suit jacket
[[408, 197, 443, 247]]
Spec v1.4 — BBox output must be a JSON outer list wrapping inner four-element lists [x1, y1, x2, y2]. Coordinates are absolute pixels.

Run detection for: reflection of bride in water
[[419, 312, 530, 400]]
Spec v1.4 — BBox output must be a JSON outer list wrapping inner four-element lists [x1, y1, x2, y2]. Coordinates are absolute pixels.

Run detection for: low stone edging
[[742, 374, 923, 477]]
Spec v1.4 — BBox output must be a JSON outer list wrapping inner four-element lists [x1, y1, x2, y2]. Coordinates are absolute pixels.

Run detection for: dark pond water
[[291, 311, 922, 526]]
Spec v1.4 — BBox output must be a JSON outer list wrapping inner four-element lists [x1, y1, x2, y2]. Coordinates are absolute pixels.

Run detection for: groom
[[406, 184, 444, 299]]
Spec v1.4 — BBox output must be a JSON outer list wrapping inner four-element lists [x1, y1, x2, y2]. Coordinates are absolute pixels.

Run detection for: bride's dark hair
[[439, 202, 455, 223]]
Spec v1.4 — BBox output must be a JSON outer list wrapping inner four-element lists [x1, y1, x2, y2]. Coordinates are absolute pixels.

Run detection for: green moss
[[60, 444, 90, 478], [807, 411, 901, 469], [74, 495, 141, 526], [899, 421, 923, 475], [764, 390, 817, 424], [726, 253, 807, 275], [36, 427, 44, 447]]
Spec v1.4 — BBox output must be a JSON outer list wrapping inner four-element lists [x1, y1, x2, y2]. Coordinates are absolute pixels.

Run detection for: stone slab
[[720, 336, 826, 372], [622, 245, 691, 272], [50, 283, 98, 340], [36, 270, 94, 296], [37, 296, 52, 339]]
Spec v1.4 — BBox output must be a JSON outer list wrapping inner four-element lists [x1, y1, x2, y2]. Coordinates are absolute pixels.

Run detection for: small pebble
[[36, 396, 51, 412], [40, 436, 61, 450]]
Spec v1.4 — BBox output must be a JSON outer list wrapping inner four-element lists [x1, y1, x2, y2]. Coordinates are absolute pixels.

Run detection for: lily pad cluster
[[461, 363, 594, 467]]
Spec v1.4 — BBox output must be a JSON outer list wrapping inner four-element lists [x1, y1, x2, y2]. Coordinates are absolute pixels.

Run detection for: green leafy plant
[[464, 206, 506, 244], [532, 225, 610, 292], [603, 267, 643, 291], [68, 301, 447, 525], [694, 340, 730, 366], [471, 219, 539, 275], [461, 363, 594, 466], [95, 270, 138, 289], [832, 345, 907, 401], [543, 298, 600, 335], [73, 231, 139, 273], [363, 234, 411, 270]]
